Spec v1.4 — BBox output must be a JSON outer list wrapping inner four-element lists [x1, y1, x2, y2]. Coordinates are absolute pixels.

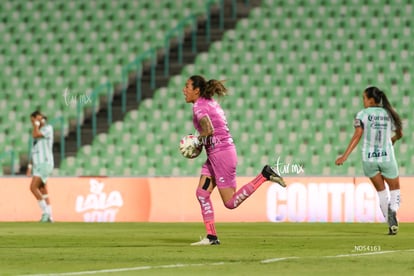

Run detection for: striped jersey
[[32, 124, 54, 166], [354, 107, 395, 162]]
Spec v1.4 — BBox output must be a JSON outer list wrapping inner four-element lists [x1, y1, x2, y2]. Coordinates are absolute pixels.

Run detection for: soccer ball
[[179, 134, 202, 159]]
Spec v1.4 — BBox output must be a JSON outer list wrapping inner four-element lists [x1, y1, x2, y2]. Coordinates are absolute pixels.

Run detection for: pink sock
[[224, 174, 267, 209], [196, 188, 216, 236]]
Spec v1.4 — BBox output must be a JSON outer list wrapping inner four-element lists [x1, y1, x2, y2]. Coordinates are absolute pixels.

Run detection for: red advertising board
[[0, 177, 412, 222]]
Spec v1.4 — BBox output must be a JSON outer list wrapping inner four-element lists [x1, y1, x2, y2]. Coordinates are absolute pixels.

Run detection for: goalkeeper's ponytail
[[190, 75, 227, 99], [364, 86, 402, 132]]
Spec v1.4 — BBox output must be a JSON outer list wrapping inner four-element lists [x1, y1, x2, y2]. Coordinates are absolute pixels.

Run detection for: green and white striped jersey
[[354, 107, 395, 162], [31, 124, 54, 166]]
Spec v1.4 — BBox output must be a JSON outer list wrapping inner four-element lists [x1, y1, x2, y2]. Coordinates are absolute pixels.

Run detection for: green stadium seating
[[0, 0, 223, 173], [2, 0, 412, 176]]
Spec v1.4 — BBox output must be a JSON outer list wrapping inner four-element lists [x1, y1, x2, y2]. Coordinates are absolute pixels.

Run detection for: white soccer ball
[[179, 134, 202, 159]]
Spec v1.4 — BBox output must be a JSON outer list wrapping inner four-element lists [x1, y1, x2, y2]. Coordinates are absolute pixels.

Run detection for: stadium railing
[[164, 14, 198, 77], [121, 48, 157, 114], [2, 0, 249, 174], [74, 0, 229, 152], [75, 82, 114, 149]]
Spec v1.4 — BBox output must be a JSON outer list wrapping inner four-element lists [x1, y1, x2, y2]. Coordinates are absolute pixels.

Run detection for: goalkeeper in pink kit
[[183, 75, 286, 245]]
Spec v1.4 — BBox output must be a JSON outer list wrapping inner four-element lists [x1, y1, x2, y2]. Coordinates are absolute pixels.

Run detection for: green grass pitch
[[1, 222, 413, 275]]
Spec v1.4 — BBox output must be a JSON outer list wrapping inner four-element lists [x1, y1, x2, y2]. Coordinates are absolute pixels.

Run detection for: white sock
[[389, 189, 401, 212], [47, 205, 53, 217], [38, 199, 48, 214], [41, 195, 52, 216], [377, 190, 389, 220]]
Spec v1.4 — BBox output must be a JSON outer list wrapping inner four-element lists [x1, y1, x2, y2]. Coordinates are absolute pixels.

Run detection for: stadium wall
[[0, 177, 413, 222]]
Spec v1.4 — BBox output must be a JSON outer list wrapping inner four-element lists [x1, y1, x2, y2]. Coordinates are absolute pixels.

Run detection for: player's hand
[[31, 118, 40, 127], [335, 156, 346, 166]]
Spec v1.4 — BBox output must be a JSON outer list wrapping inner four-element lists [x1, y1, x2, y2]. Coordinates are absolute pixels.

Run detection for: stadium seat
[[0, 0, 222, 173], [3, 0, 412, 177]]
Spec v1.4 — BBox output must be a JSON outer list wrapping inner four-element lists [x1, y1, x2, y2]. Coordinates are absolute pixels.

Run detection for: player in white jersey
[[26, 111, 54, 222], [335, 87, 403, 235]]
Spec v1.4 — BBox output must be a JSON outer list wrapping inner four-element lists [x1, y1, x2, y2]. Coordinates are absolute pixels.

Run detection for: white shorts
[[33, 163, 53, 184]]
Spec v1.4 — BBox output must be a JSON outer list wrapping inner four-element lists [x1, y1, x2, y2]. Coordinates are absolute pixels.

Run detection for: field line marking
[[261, 257, 299, 263], [22, 249, 414, 275], [20, 262, 228, 276], [323, 250, 397, 258], [261, 248, 414, 264]]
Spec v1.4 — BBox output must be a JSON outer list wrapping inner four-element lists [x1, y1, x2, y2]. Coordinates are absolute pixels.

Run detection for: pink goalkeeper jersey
[[193, 97, 234, 154]]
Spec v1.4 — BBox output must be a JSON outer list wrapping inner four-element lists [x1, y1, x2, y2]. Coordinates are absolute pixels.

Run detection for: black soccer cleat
[[262, 165, 286, 187], [388, 227, 398, 235], [387, 205, 399, 235], [191, 235, 221, 246]]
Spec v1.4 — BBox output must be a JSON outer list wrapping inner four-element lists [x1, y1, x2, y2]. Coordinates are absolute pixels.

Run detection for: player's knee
[[29, 181, 38, 191], [224, 200, 236, 210]]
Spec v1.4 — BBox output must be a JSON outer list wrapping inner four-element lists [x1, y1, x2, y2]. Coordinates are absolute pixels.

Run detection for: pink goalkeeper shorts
[[200, 146, 237, 189]]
